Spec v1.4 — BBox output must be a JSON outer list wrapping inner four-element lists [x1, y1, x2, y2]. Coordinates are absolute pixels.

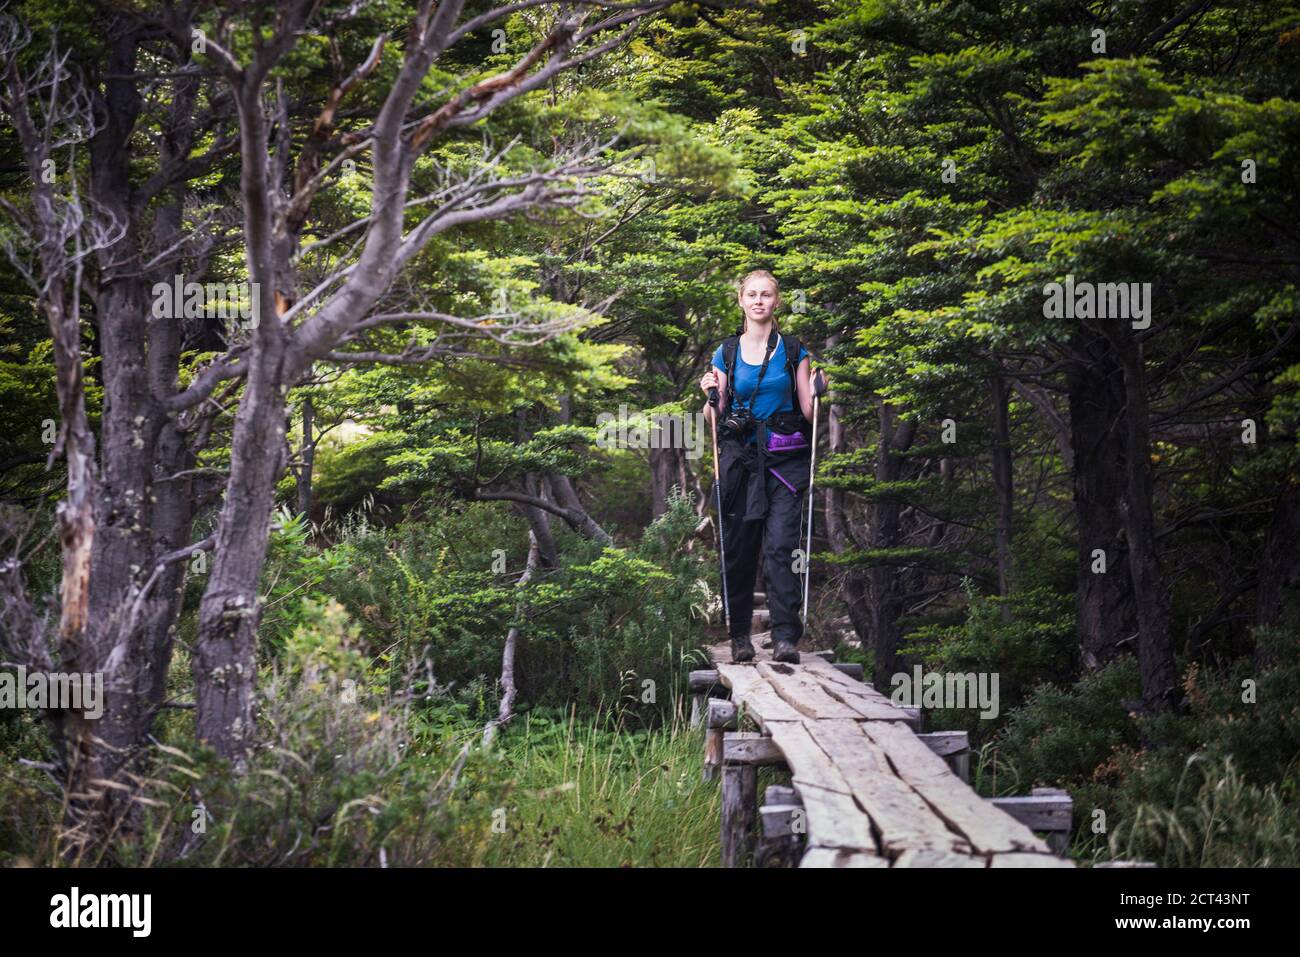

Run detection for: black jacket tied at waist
[[719, 421, 811, 521]]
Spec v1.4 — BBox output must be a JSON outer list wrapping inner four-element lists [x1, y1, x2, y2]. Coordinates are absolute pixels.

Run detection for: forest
[[1, 0, 1298, 870]]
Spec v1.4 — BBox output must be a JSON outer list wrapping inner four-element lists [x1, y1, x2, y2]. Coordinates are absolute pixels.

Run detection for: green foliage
[[986, 656, 1144, 798], [988, 626, 1300, 865], [901, 577, 1076, 738], [0, 598, 508, 867]]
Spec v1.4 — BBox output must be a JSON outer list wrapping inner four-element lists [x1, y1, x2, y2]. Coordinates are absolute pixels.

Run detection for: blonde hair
[[736, 269, 782, 334]]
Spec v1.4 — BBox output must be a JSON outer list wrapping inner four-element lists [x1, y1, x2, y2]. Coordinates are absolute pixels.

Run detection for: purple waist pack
[[766, 430, 809, 452]]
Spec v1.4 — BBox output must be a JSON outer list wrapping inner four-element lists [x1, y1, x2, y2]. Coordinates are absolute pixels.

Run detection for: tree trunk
[[650, 444, 681, 519], [990, 374, 1014, 616], [1066, 331, 1136, 672], [869, 402, 916, 690], [193, 326, 288, 766], [1253, 469, 1300, 669], [824, 395, 872, 651], [1109, 330, 1177, 714], [297, 396, 314, 518]]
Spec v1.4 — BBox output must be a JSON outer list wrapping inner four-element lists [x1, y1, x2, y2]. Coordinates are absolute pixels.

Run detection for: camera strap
[[724, 328, 779, 412]]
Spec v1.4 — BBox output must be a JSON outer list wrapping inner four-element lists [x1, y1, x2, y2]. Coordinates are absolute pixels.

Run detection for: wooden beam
[[916, 730, 969, 757], [723, 732, 786, 766], [688, 669, 720, 693], [986, 795, 1072, 833]]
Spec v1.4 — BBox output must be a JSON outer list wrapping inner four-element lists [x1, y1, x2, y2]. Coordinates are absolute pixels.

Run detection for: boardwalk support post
[[703, 698, 737, 781], [756, 785, 805, 868], [720, 730, 763, 867], [689, 669, 722, 730]]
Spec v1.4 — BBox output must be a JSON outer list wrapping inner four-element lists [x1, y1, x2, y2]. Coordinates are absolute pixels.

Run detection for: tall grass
[[472, 692, 721, 867], [1106, 753, 1300, 868]]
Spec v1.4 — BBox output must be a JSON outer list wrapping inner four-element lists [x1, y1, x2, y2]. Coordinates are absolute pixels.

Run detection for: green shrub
[[901, 577, 1077, 741]]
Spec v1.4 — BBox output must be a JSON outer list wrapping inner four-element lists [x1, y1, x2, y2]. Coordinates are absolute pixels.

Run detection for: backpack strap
[[722, 335, 739, 408], [781, 333, 802, 415]]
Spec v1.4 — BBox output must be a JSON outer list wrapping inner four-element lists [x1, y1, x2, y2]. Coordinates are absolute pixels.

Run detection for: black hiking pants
[[718, 438, 810, 649]]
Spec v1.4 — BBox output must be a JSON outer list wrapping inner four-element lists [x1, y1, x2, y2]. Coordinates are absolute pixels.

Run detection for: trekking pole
[[708, 384, 731, 633], [802, 370, 827, 628]]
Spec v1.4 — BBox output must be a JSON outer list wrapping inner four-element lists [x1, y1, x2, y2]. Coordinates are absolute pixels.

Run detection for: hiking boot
[[772, 637, 800, 664], [730, 634, 756, 663]]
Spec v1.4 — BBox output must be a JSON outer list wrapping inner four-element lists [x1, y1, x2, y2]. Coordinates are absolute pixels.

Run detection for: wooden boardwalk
[[696, 609, 1076, 869]]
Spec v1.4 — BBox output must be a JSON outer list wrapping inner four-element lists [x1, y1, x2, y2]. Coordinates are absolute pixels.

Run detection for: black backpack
[[721, 329, 811, 434]]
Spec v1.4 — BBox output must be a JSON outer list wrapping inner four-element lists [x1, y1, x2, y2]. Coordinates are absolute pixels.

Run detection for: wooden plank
[[760, 720, 877, 851], [806, 674, 915, 721], [799, 656, 916, 721], [859, 719, 1051, 855], [717, 657, 759, 686], [800, 846, 889, 868], [804, 719, 970, 856], [790, 782, 876, 851], [989, 852, 1076, 868], [756, 660, 864, 720], [716, 661, 805, 726], [760, 720, 855, 794], [799, 654, 896, 703], [893, 848, 988, 868]]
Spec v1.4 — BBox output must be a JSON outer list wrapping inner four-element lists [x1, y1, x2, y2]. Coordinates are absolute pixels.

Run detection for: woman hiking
[[699, 270, 827, 665]]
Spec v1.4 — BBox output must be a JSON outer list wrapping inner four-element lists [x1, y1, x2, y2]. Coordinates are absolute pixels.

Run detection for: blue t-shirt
[[712, 336, 808, 445]]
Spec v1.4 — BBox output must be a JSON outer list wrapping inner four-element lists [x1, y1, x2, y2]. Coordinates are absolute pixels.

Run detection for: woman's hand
[[699, 369, 720, 394]]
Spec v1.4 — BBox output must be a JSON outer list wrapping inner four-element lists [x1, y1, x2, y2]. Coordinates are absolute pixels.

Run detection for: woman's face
[[739, 278, 778, 324]]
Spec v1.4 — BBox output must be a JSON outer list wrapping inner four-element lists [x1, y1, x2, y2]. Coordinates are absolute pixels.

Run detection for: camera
[[721, 405, 756, 438]]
